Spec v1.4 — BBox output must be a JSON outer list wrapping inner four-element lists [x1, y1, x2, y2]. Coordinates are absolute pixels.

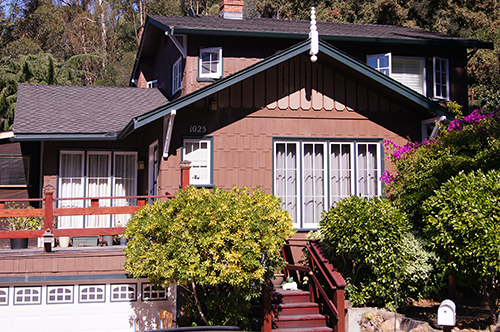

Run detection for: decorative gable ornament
[[309, 7, 319, 62]]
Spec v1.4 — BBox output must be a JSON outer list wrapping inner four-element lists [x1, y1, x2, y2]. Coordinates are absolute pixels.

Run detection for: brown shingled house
[[0, 1, 493, 331]]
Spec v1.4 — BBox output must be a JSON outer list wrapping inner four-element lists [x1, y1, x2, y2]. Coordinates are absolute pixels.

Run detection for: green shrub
[[124, 186, 295, 328], [316, 196, 436, 308], [422, 170, 500, 320]]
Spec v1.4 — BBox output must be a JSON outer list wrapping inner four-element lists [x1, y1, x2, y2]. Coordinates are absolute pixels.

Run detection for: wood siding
[[158, 54, 427, 195]]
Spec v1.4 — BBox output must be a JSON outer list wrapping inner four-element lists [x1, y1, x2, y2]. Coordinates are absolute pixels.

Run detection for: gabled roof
[[14, 38, 452, 142], [122, 38, 451, 139], [148, 14, 493, 49], [13, 85, 168, 141]]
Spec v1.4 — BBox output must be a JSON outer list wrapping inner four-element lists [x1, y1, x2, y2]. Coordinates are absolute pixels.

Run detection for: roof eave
[[168, 26, 494, 49], [12, 133, 119, 142]]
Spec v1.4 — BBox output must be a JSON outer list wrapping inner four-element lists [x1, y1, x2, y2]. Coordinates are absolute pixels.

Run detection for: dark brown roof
[[14, 84, 168, 135], [149, 14, 491, 47]]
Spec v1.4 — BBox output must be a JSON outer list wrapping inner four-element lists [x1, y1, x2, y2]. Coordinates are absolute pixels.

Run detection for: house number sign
[[189, 125, 207, 133]]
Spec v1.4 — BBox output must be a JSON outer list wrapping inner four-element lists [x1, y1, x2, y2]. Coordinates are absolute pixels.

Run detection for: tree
[[422, 170, 500, 323], [123, 186, 295, 328], [314, 195, 437, 309]]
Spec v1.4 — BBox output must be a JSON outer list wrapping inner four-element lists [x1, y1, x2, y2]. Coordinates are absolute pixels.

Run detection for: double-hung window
[[172, 57, 182, 95], [58, 150, 137, 228], [434, 57, 449, 100], [199, 47, 222, 79], [367, 53, 425, 94], [182, 138, 212, 186], [274, 139, 382, 229]]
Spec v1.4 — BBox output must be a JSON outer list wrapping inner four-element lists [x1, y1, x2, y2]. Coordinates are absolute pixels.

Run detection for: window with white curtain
[[58, 150, 137, 228], [182, 138, 212, 185], [274, 140, 382, 229]]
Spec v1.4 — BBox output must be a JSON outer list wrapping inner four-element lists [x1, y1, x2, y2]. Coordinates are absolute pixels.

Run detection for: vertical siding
[[158, 56, 426, 195]]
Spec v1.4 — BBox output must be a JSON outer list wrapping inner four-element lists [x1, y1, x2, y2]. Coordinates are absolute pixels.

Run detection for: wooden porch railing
[[262, 239, 346, 332], [0, 187, 175, 239], [0, 161, 192, 244]]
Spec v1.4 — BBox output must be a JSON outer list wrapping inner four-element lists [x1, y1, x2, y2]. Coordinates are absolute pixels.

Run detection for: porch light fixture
[[209, 99, 218, 112], [137, 160, 145, 170]]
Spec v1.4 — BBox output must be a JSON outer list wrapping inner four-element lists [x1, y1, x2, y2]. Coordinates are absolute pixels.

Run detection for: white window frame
[[274, 139, 382, 229], [182, 138, 212, 186], [329, 142, 355, 204], [147, 80, 158, 88], [111, 284, 137, 302], [0, 287, 8, 305], [172, 57, 182, 94], [47, 285, 74, 304], [434, 57, 449, 100], [367, 53, 427, 95], [141, 283, 169, 301], [367, 53, 392, 76], [274, 141, 300, 228], [58, 150, 138, 228], [355, 142, 382, 199], [79, 285, 105, 303], [199, 47, 222, 79], [14, 286, 42, 305], [392, 56, 426, 95], [301, 141, 328, 229]]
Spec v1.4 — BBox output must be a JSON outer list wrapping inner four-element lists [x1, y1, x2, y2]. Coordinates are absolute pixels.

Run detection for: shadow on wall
[[128, 283, 177, 331]]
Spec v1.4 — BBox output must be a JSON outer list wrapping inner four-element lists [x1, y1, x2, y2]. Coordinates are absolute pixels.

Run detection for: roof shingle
[[149, 14, 491, 47], [14, 85, 168, 135]]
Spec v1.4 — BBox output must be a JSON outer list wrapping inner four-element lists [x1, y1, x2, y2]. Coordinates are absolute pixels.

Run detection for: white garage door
[[0, 279, 176, 332]]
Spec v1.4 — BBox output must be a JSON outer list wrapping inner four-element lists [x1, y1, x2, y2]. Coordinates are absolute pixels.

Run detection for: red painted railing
[[262, 239, 346, 332], [0, 186, 175, 239]]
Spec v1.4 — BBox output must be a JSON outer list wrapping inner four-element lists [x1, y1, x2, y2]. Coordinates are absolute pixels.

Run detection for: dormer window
[[172, 57, 182, 95], [199, 47, 222, 79], [147, 80, 158, 88], [367, 53, 425, 95], [434, 57, 449, 100]]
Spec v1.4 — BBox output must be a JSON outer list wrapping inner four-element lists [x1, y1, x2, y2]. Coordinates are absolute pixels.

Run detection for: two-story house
[[0, 1, 493, 331]]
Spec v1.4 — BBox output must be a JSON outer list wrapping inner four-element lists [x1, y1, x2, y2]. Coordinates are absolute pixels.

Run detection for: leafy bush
[[124, 186, 295, 328], [6, 203, 43, 230], [422, 170, 500, 320], [316, 196, 436, 308], [383, 108, 500, 228]]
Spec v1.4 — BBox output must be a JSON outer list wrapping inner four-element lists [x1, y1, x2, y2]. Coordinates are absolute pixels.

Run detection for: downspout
[[163, 110, 176, 158]]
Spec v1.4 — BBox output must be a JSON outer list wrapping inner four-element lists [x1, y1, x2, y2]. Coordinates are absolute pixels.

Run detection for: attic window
[[199, 47, 222, 79], [367, 53, 425, 95], [147, 80, 158, 88], [172, 57, 182, 95], [434, 57, 449, 100]]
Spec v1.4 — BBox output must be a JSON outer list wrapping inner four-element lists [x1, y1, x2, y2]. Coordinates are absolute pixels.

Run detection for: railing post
[[334, 288, 345, 332], [180, 160, 191, 190], [261, 281, 273, 332], [43, 185, 55, 231]]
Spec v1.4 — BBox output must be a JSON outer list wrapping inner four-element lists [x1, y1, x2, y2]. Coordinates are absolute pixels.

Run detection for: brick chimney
[[220, 0, 243, 20]]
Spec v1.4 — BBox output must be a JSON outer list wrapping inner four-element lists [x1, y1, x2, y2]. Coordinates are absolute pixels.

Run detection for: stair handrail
[[281, 238, 346, 332]]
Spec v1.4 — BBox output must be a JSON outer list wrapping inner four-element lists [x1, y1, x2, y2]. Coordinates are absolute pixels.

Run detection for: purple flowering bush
[[382, 108, 500, 228]]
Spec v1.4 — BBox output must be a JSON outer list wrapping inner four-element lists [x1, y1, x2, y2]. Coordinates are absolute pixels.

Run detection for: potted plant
[[7, 203, 43, 249]]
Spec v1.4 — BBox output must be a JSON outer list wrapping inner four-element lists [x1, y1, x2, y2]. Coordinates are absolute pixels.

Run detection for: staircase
[[272, 287, 333, 332]]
